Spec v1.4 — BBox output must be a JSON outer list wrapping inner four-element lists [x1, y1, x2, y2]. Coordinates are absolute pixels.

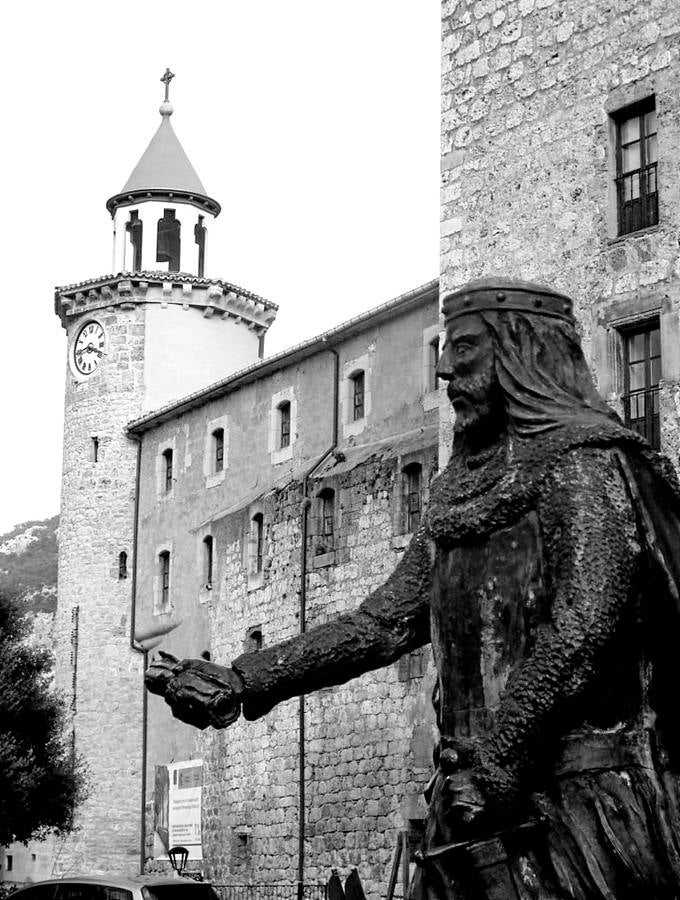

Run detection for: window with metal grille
[[118, 551, 128, 579], [159, 551, 171, 607], [279, 401, 291, 448], [203, 535, 214, 588], [429, 335, 440, 392], [402, 463, 423, 534], [622, 321, 660, 449], [352, 371, 365, 420], [250, 514, 264, 574], [163, 448, 174, 491], [615, 99, 658, 236], [213, 428, 224, 472], [156, 208, 181, 271]]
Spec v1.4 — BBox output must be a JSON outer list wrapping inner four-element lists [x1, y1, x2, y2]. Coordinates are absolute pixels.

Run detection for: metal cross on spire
[[160, 68, 175, 102]]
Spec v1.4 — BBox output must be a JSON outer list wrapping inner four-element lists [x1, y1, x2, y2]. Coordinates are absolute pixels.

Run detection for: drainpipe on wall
[[128, 433, 149, 875], [298, 343, 340, 900]]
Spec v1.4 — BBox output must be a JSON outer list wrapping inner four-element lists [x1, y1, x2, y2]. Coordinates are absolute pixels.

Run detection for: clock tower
[[54, 72, 276, 873]]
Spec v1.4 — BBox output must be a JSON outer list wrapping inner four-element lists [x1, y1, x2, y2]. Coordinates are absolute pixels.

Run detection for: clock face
[[73, 321, 106, 376]]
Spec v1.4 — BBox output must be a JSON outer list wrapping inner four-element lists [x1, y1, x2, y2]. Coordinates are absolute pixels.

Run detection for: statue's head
[[437, 278, 618, 442]]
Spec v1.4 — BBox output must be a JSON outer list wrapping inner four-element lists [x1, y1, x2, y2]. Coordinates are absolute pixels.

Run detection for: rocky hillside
[[0, 517, 58, 621]]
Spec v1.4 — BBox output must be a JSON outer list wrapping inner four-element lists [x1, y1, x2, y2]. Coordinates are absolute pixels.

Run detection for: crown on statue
[[441, 278, 575, 324]]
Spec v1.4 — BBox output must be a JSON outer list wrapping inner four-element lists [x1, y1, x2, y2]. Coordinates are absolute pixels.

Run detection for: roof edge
[[106, 188, 221, 217], [126, 277, 439, 435]]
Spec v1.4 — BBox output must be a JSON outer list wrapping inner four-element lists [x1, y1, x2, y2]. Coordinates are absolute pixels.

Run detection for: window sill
[[313, 551, 336, 568], [205, 469, 226, 489], [608, 223, 661, 245], [271, 444, 293, 466], [422, 390, 440, 412], [247, 572, 264, 592], [391, 534, 413, 551]]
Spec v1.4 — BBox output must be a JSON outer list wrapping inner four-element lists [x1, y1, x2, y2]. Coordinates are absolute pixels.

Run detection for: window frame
[[614, 97, 658, 236], [621, 318, 661, 449], [402, 463, 423, 535], [279, 400, 291, 449], [159, 550, 171, 609], [213, 427, 225, 473], [351, 370, 365, 421], [203, 535, 214, 589], [162, 448, 174, 492]]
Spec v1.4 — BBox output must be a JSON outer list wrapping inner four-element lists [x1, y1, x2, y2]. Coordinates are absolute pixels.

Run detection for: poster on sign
[[154, 759, 203, 860]]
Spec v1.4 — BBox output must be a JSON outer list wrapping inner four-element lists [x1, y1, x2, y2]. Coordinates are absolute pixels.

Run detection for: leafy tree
[[0, 592, 86, 844]]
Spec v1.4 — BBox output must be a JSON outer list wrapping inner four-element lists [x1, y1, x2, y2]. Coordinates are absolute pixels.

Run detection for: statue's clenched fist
[[145, 651, 245, 730]]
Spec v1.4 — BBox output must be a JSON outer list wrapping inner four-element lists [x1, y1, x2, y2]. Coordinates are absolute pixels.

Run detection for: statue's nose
[[436, 344, 455, 381]]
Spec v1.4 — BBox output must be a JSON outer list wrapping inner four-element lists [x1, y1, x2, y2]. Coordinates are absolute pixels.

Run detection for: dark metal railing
[[616, 161, 658, 235], [214, 885, 326, 900], [623, 385, 660, 449]]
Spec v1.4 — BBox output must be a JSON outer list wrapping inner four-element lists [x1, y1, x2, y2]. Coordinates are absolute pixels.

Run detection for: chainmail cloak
[[232, 421, 680, 899]]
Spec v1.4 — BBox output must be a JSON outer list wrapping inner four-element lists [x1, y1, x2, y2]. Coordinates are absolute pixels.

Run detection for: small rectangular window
[[118, 551, 128, 579], [203, 535, 214, 588], [6, 855, 12, 872], [213, 428, 224, 472], [92, 436, 99, 463], [163, 449, 173, 492], [352, 371, 365, 420], [279, 402, 291, 449], [159, 551, 171, 606], [429, 336, 440, 392], [403, 464, 422, 534], [622, 321, 661, 449], [615, 99, 658, 236], [249, 514, 264, 575]]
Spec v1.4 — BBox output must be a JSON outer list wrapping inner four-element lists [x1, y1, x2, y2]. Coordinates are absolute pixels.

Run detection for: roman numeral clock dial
[[73, 321, 106, 376]]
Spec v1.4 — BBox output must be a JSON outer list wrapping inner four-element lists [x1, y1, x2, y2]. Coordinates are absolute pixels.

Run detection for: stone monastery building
[[54, 4, 680, 899]]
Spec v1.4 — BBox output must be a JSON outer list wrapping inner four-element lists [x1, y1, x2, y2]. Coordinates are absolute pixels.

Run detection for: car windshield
[[142, 886, 220, 900], [54, 887, 133, 900]]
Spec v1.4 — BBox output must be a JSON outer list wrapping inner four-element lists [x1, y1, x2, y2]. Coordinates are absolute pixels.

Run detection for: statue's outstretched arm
[[146, 525, 432, 728], [470, 446, 638, 816]]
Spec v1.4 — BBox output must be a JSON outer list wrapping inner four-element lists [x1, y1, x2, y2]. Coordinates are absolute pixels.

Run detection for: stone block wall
[[441, 0, 680, 459], [54, 307, 146, 872], [198, 444, 439, 900]]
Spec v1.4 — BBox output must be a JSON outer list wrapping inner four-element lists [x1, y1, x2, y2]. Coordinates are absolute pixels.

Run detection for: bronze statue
[[147, 279, 680, 900]]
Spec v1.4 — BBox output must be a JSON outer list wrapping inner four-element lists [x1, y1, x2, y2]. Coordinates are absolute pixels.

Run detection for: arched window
[[118, 551, 128, 580], [156, 209, 181, 271], [351, 370, 365, 421], [403, 463, 422, 534], [245, 626, 263, 652], [203, 535, 214, 589], [249, 514, 264, 575], [278, 401, 291, 449], [194, 215, 207, 277], [429, 335, 440, 392], [213, 427, 225, 472], [126, 210, 143, 271], [163, 448, 174, 492]]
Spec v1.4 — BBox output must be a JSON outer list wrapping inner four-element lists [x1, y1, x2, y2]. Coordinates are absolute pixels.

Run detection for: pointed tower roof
[[106, 70, 220, 217]]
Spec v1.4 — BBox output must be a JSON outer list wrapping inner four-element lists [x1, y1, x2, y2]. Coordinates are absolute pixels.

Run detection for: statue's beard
[[448, 378, 505, 447]]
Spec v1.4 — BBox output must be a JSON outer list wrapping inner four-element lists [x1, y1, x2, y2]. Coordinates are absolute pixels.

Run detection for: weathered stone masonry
[[441, 0, 680, 459]]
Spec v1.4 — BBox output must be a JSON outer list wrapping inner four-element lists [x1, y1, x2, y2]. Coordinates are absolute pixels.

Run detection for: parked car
[[10, 876, 221, 900]]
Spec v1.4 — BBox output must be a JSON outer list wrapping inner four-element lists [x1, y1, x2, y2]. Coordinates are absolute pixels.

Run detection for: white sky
[[0, 1, 440, 535]]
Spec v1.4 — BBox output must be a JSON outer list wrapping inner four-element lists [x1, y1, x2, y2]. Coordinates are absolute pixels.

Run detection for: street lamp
[[168, 846, 189, 877]]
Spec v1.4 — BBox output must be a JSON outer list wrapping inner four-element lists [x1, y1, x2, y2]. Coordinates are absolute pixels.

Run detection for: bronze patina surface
[[147, 278, 680, 900]]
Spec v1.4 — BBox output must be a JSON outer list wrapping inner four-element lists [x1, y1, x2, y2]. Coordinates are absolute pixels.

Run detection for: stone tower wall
[[54, 307, 147, 873], [440, 0, 680, 459]]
